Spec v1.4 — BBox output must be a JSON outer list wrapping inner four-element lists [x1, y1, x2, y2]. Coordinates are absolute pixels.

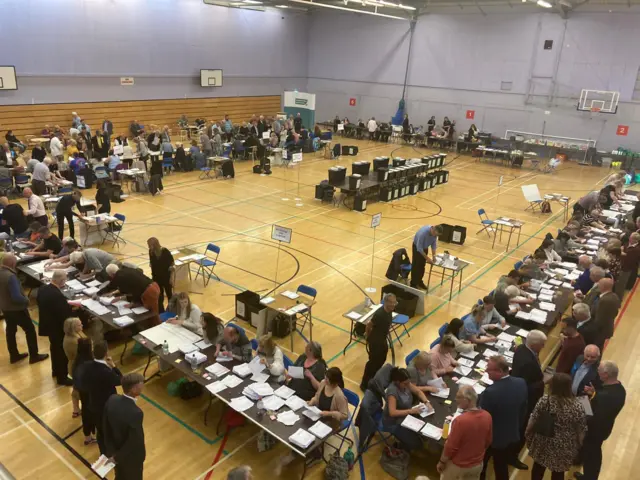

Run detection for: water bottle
[[442, 418, 451, 439], [162, 340, 169, 355], [6, 241, 12, 253], [343, 446, 355, 471], [190, 354, 198, 371]]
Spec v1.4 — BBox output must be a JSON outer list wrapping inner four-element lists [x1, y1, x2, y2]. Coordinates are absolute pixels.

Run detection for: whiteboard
[[521, 184, 541, 202], [0, 66, 17, 90], [200, 69, 223, 87]]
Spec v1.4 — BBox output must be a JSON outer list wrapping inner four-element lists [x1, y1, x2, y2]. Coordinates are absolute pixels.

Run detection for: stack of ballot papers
[[431, 388, 450, 399], [420, 423, 443, 440], [277, 410, 300, 426], [205, 363, 230, 377], [280, 290, 299, 300], [195, 338, 212, 350], [497, 332, 516, 343], [285, 304, 308, 316], [250, 372, 270, 383], [308, 421, 332, 439], [113, 316, 134, 327], [178, 344, 199, 354], [456, 377, 476, 386], [302, 405, 322, 421], [515, 311, 531, 320], [346, 311, 362, 321], [285, 395, 307, 411], [453, 365, 472, 376], [131, 306, 149, 315], [495, 340, 512, 351], [184, 351, 207, 365], [260, 296, 275, 305], [482, 349, 498, 358], [92, 455, 116, 477], [245, 383, 274, 398], [529, 309, 548, 324], [81, 299, 111, 316], [233, 364, 252, 378], [289, 429, 315, 449], [206, 381, 227, 394], [418, 402, 435, 418], [221, 374, 243, 388], [547, 279, 562, 286], [216, 355, 233, 362], [457, 358, 475, 368], [516, 329, 529, 337], [275, 385, 295, 399], [459, 350, 479, 359], [400, 415, 425, 432], [538, 301, 556, 312], [99, 296, 115, 305], [538, 293, 553, 302], [476, 359, 488, 370], [262, 395, 286, 411], [229, 396, 254, 412]]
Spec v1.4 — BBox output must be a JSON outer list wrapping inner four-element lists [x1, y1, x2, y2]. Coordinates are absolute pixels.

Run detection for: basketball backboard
[[577, 89, 619, 114]]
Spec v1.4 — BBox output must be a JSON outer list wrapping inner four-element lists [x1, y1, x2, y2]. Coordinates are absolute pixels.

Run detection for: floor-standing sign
[[365, 213, 382, 293], [272, 225, 293, 291]]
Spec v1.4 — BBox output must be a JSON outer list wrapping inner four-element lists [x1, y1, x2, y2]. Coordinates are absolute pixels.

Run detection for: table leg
[[459, 270, 463, 293], [506, 227, 514, 252], [427, 264, 434, 293], [308, 307, 313, 342], [449, 272, 454, 300], [120, 338, 129, 365], [516, 226, 522, 247], [290, 315, 294, 352], [343, 321, 355, 355], [492, 225, 498, 249], [440, 266, 444, 287], [204, 394, 213, 425], [143, 351, 153, 378]]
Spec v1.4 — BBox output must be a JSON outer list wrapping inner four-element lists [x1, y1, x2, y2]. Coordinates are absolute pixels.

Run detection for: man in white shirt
[[367, 117, 378, 141], [23, 187, 48, 226], [31, 158, 51, 195], [50, 135, 64, 161]]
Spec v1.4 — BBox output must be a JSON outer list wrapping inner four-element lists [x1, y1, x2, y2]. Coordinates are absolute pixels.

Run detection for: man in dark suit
[[102, 119, 113, 144], [92, 129, 109, 159], [37, 269, 74, 385], [573, 303, 599, 347], [570, 345, 602, 396], [575, 361, 626, 480], [84, 341, 122, 455], [79, 126, 93, 158], [479, 356, 529, 480], [103, 373, 146, 480], [511, 329, 547, 454], [591, 278, 620, 351]]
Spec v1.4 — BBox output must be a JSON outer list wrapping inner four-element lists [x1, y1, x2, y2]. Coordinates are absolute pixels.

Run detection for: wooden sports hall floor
[[0, 138, 636, 480]]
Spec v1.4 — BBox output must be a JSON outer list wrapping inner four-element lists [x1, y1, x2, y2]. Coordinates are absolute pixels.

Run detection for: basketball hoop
[[591, 107, 601, 113]]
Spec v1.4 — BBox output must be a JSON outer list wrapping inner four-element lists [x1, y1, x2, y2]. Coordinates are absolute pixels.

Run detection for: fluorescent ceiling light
[[349, 0, 415, 10], [537, 0, 552, 7], [289, 0, 410, 19], [244, 0, 263, 3], [275, 3, 289, 6]]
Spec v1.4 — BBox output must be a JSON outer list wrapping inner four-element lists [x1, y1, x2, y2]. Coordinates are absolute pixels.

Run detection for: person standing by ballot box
[[360, 293, 396, 391], [410, 224, 443, 290]]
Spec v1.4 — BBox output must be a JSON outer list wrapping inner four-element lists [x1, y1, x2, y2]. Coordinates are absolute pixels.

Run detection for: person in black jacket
[[91, 129, 109, 159], [95, 180, 111, 214], [55, 189, 86, 239], [147, 237, 174, 312], [32, 143, 47, 162], [575, 361, 626, 480], [360, 293, 396, 391], [103, 373, 146, 480], [72, 338, 97, 445], [83, 341, 122, 455], [427, 116, 436, 135], [174, 143, 187, 171], [511, 329, 547, 454], [0, 197, 28, 236], [402, 114, 410, 142], [37, 269, 74, 385], [479, 356, 529, 480], [294, 113, 302, 133]]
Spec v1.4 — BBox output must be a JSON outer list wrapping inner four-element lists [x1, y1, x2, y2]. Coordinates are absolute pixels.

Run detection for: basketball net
[[591, 107, 601, 113]]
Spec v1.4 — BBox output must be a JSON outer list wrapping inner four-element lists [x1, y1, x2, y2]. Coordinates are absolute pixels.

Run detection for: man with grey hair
[[512, 329, 547, 454], [573, 255, 593, 295], [572, 303, 598, 346], [575, 360, 626, 480], [103, 373, 146, 480], [360, 293, 397, 391], [37, 268, 74, 384], [574, 266, 605, 307], [438, 385, 492, 479], [227, 466, 253, 480], [571, 344, 601, 396], [592, 277, 620, 351]]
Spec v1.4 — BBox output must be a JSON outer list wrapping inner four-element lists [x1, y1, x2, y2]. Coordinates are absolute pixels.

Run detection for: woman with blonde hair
[[62, 317, 85, 418], [167, 292, 203, 335], [407, 351, 439, 393], [256, 334, 285, 380]]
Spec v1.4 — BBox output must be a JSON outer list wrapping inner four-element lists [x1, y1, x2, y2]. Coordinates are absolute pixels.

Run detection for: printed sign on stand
[[371, 213, 382, 228], [272, 225, 292, 244], [337, 123, 344, 131], [292, 152, 303, 163], [262, 131, 270, 139]]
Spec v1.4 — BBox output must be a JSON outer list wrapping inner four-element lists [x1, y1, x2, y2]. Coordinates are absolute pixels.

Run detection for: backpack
[[540, 200, 552, 214], [325, 454, 349, 480], [179, 380, 203, 400], [379, 446, 410, 480], [272, 313, 291, 338]]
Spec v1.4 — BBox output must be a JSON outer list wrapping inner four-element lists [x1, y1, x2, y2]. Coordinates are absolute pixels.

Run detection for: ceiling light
[[289, 0, 409, 19], [275, 3, 289, 6], [537, 0, 552, 7], [243, 0, 262, 3]]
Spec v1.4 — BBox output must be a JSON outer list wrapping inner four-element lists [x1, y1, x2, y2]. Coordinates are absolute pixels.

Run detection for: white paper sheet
[[420, 423, 443, 440], [262, 395, 286, 411], [400, 415, 425, 432], [229, 396, 254, 412], [285, 395, 307, 411], [274, 385, 295, 399], [289, 429, 315, 449], [288, 366, 304, 379], [206, 381, 227, 394], [309, 421, 333, 439]]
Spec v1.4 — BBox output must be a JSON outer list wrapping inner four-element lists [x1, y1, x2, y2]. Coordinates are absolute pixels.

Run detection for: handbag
[[532, 397, 556, 437], [379, 446, 410, 480]]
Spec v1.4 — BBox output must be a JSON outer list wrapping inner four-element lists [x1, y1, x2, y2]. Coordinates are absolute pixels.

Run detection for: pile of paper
[[476, 359, 488, 370], [206, 363, 230, 377], [308, 421, 332, 439], [262, 395, 286, 411], [457, 357, 475, 368], [516, 329, 529, 337], [453, 365, 472, 376], [529, 309, 548, 324], [497, 332, 515, 343], [459, 350, 479, 359], [275, 385, 295, 399], [233, 364, 252, 378], [113, 316, 134, 327], [250, 372, 270, 383], [285, 395, 307, 411], [302, 405, 322, 421], [206, 381, 227, 394], [280, 291, 299, 300], [260, 296, 275, 305], [539, 301, 556, 312], [132, 306, 149, 315], [221, 374, 243, 388], [418, 403, 435, 418], [230, 396, 254, 412], [420, 423, 443, 440], [289, 429, 315, 449], [66, 279, 86, 291], [277, 410, 300, 426], [456, 377, 476, 386], [400, 415, 425, 432]]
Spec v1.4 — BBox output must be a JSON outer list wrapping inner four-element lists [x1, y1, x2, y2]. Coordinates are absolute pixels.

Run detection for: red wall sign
[[466, 110, 475, 120], [349, 98, 356, 106], [616, 125, 629, 136]]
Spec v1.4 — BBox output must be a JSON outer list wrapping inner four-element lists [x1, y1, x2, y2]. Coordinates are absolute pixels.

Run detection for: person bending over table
[[27, 226, 62, 258], [430, 335, 460, 376], [147, 237, 174, 312], [23, 187, 48, 226], [201, 313, 224, 346], [276, 367, 348, 474], [410, 224, 443, 289], [166, 292, 202, 335], [407, 351, 439, 394], [495, 269, 530, 293], [70, 249, 115, 281], [459, 305, 496, 344], [217, 324, 252, 362], [256, 334, 285, 382], [55, 189, 87, 240], [0, 196, 29, 237], [105, 264, 160, 326], [495, 285, 534, 322], [442, 318, 475, 354], [360, 293, 396, 391], [44, 238, 79, 269], [519, 250, 548, 282], [382, 367, 430, 451], [286, 341, 327, 401], [478, 295, 506, 330]]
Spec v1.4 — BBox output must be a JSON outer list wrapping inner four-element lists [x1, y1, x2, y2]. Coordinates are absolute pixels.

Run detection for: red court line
[[204, 428, 230, 480], [603, 278, 638, 352]]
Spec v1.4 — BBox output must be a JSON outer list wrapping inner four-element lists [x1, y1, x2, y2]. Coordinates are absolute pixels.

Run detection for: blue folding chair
[[295, 285, 316, 334], [58, 187, 73, 194], [283, 354, 294, 370], [14, 174, 31, 192], [102, 213, 126, 247], [160, 312, 174, 323], [356, 399, 393, 458], [390, 314, 410, 346], [405, 349, 420, 366], [325, 388, 359, 453], [162, 158, 174, 175], [514, 260, 524, 270], [222, 145, 232, 158], [0, 177, 12, 196], [429, 322, 449, 349], [95, 166, 109, 180], [194, 243, 220, 286], [477, 208, 495, 237], [250, 338, 258, 351]]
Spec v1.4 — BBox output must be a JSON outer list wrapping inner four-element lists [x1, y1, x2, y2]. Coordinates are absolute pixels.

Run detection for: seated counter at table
[[165, 292, 202, 335], [406, 351, 439, 394], [217, 324, 252, 363], [255, 334, 285, 382], [26, 226, 62, 259], [458, 304, 497, 345], [285, 341, 326, 401]]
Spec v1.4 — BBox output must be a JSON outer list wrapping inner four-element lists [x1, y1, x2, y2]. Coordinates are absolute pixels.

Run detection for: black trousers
[[56, 209, 75, 239], [79, 391, 95, 437], [581, 434, 604, 480], [32, 179, 46, 196], [480, 445, 515, 480], [531, 462, 564, 480], [32, 215, 48, 227], [4, 310, 39, 359], [95, 411, 106, 455], [410, 243, 426, 287], [157, 280, 172, 313], [115, 463, 143, 480], [360, 341, 388, 390], [48, 332, 68, 381]]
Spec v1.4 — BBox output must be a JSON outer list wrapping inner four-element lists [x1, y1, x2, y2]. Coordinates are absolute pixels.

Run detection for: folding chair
[[390, 314, 410, 346], [514, 260, 524, 270], [250, 338, 258, 351], [0, 178, 13, 197], [295, 284, 316, 334], [325, 388, 359, 454], [162, 157, 173, 175], [222, 145, 233, 158], [405, 349, 420, 367], [283, 354, 294, 370], [355, 397, 393, 458], [95, 166, 109, 181], [194, 243, 220, 286], [58, 187, 73, 194], [199, 166, 213, 180], [14, 174, 31, 193], [102, 213, 127, 247], [477, 208, 495, 237], [429, 323, 449, 349]]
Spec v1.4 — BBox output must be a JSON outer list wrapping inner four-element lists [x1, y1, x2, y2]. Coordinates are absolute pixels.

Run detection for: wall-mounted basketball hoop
[[578, 89, 619, 114]]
